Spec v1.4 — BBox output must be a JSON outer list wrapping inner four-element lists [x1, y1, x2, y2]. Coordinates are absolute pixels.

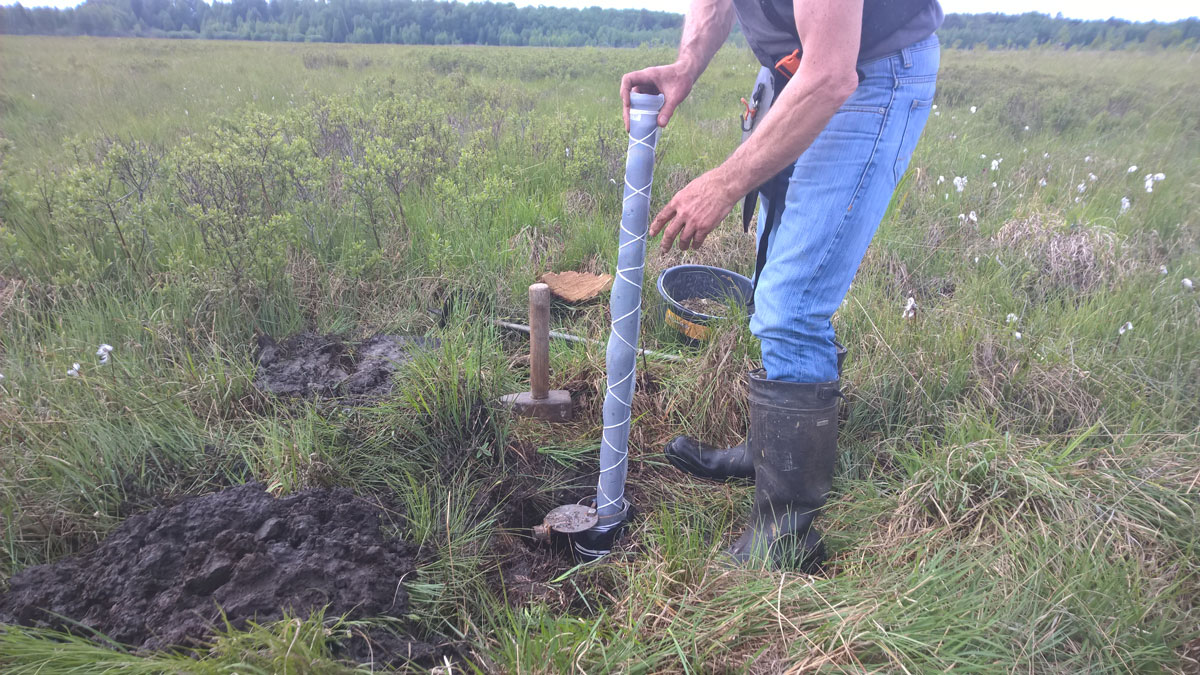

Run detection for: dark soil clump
[[0, 483, 434, 664], [255, 332, 438, 398]]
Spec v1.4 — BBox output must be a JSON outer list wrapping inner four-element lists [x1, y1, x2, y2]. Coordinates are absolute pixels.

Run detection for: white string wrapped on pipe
[[594, 92, 665, 524]]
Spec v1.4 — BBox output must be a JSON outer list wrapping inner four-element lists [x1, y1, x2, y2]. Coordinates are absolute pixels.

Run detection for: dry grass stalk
[[563, 189, 598, 217], [970, 335, 1100, 433], [993, 212, 1127, 293]]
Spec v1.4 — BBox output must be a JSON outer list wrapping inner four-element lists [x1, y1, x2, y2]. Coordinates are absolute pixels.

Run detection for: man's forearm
[[712, 65, 857, 197], [712, 0, 862, 198], [676, 0, 736, 82]]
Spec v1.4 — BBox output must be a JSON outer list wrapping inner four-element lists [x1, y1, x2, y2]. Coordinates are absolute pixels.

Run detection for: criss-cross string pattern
[[596, 117, 660, 518]]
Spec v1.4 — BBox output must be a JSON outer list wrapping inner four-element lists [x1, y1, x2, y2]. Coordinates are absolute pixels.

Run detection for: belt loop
[[901, 44, 913, 69]]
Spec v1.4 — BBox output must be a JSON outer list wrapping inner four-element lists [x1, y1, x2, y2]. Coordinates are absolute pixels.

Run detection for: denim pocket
[[892, 96, 933, 183], [837, 104, 887, 116]]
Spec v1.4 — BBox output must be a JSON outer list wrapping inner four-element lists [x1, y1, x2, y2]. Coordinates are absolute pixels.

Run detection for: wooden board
[[538, 271, 614, 303]]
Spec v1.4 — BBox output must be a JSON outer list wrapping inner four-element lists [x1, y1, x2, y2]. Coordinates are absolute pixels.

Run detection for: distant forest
[[2, 0, 1198, 50]]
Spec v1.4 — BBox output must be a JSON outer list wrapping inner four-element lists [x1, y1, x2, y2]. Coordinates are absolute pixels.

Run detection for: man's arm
[[620, 0, 735, 131], [675, 0, 737, 83], [651, 0, 864, 252]]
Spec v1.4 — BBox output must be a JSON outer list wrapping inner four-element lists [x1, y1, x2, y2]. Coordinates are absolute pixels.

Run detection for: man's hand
[[620, 63, 694, 132], [649, 169, 739, 253], [619, 0, 735, 131]]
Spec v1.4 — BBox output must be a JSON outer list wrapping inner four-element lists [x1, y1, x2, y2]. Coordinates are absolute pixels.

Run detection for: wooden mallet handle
[[528, 283, 550, 400]]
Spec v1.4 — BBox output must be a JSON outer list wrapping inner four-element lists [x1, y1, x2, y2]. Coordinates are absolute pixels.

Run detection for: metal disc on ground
[[532, 503, 598, 541]]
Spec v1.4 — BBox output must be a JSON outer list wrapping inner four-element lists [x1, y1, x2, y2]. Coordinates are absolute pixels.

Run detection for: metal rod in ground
[[491, 319, 689, 364], [575, 91, 665, 561], [426, 306, 690, 364]]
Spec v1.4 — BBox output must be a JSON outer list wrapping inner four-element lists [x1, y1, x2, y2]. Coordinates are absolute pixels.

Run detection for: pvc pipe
[[577, 91, 664, 559]]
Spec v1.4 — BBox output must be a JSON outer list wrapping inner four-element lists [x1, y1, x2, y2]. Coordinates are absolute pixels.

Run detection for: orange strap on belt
[[741, 97, 757, 125], [774, 49, 801, 79]]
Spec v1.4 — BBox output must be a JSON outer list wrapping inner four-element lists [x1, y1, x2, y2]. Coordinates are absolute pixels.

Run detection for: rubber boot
[[664, 436, 754, 482], [726, 369, 839, 571], [664, 341, 845, 482]]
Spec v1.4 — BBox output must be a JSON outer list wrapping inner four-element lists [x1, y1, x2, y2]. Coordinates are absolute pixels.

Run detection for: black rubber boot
[[726, 369, 839, 572], [664, 436, 754, 482], [664, 341, 845, 483]]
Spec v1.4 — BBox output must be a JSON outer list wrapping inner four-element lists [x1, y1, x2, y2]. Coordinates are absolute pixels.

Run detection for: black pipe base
[[570, 500, 633, 562]]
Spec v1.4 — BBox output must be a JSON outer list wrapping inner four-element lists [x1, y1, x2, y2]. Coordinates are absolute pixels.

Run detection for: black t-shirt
[[732, 0, 944, 68]]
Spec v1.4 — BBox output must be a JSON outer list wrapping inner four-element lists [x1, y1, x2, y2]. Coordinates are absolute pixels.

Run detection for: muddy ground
[[255, 332, 438, 398], [0, 330, 629, 665], [0, 483, 435, 665]]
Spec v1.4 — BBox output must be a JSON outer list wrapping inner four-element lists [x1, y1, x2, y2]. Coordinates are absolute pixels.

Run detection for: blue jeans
[[749, 34, 940, 383]]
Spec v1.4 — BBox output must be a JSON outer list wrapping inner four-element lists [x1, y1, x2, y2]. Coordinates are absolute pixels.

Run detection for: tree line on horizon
[[1, 0, 1197, 50]]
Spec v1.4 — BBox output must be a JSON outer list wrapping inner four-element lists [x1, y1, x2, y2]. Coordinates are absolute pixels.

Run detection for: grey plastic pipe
[[576, 91, 664, 561]]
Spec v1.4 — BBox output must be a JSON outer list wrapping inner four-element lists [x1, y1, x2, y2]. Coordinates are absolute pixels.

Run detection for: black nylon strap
[[751, 164, 794, 296], [752, 193, 778, 291], [742, 188, 759, 233]]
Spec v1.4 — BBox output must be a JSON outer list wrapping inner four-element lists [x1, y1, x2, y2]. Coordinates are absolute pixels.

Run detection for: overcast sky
[[16, 0, 1198, 23]]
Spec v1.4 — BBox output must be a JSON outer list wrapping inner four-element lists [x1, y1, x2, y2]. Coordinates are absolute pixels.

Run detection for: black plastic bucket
[[656, 264, 754, 343]]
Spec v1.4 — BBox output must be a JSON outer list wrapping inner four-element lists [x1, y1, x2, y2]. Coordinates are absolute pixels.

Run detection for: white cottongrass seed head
[[97, 343, 113, 364], [1006, 313, 1018, 324], [1159, 264, 1168, 275], [902, 296, 917, 319], [1118, 321, 1133, 335], [970, 106, 977, 113], [937, 175, 945, 184], [1077, 182, 1087, 194], [67, 363, 81, 377], [1088, 173, 1097, 182], [1120, 197, 1131, 214], [1183, 278, 1194, 291], [953, 176, 967, 192], [1013, 331, 1023, 340], [1144, 173, 1165, 193], [1038, 177, 1047, 187], [1127, 165, 1138, 173]]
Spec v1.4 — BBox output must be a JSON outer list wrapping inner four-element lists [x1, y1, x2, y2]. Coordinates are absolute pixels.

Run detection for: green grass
[[1, 35, 1198, 672]]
